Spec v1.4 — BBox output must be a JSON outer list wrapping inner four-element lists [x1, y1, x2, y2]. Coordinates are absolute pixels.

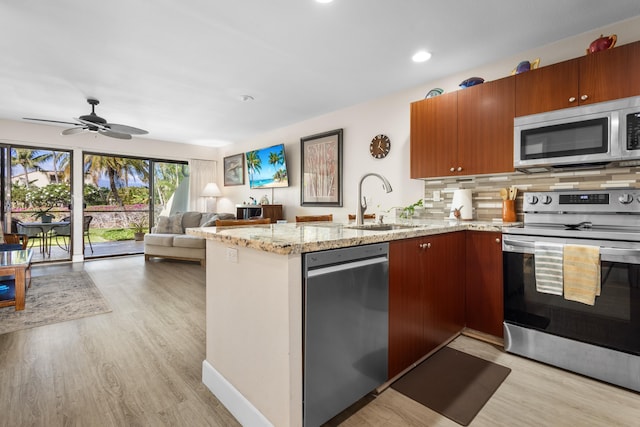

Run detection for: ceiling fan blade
[[76, 117, 108, 131], [61, 127, 87, 135], [23, 117, 80, 126], [106, 123, 148, 135], [99, 129, 132, 140]]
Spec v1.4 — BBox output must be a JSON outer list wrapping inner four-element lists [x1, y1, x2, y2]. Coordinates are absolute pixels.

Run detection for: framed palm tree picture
[[223, 153, 245, 186], [300, 128, 343, 206], [245, 144, 289, 189]]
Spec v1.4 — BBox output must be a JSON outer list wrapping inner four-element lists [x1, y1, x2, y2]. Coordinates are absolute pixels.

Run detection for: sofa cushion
[[172, 235, 206, 249], [181, 211, 203, 229], [144, 234, 176, 247], [156, 213, 184, 233]]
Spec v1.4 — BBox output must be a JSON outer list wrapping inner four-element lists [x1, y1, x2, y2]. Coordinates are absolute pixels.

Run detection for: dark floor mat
[[391, 347, 511, 426]]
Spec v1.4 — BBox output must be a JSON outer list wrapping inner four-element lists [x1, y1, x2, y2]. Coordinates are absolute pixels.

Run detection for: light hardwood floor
[[1, 256, 639, 426], [0, 256, 239, 427]]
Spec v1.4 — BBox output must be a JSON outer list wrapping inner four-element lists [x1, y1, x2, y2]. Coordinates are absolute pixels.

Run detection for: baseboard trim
[[202, 360, 274, 427], [462, 328, 504, 348]]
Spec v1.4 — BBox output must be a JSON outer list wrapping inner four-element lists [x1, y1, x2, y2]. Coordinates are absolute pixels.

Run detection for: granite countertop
[[187, 220, 522, 255]]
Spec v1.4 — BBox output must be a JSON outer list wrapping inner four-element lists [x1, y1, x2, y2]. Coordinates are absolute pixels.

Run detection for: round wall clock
[[370, 134, 391, 159]]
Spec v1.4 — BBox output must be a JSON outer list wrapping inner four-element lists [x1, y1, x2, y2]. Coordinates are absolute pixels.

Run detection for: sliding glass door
[[3, 145, 73, 263], [82, 153, 188, 259]]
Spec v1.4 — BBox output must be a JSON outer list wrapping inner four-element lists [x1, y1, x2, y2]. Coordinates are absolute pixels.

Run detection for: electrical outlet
[[226, 247, 238, 263], [433, 190, 441, 202]]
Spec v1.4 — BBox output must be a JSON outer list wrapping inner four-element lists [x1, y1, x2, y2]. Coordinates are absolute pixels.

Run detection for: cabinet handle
[[450, 167, 455, 172], [419, 243, 431, 249], [495, 237, 501, 244], [569, 96, 576, 103], [457, 166, 462, 172], [580, 94, 589, 101]]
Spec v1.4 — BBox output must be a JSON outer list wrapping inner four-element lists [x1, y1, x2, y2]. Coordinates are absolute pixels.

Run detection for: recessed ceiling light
[[239, 95, 254, 102], [412, 50, 432, 63]]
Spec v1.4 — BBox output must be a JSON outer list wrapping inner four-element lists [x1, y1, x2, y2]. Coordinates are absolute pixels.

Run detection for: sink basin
[[346, 223, 419, 231]]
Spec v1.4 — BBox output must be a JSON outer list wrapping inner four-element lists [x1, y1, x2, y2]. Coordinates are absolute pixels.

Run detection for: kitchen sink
[[346, 223, 420, 231]]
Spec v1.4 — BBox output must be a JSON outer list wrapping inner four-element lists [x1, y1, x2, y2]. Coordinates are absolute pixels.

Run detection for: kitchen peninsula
[[187, 220, 506, 426]]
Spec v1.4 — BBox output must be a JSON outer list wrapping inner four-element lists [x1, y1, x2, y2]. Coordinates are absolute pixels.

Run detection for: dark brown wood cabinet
[[516, 40, 640, 116], [388, 232, 465, 378], [457, 76, 515, 176], [236, 204, 283, 223], [410, 91, 458, 178], [465, 231, 504, 338], [410, 77, 515, 178]]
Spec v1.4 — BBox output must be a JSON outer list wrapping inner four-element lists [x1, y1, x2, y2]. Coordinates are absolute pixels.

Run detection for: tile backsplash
[[420, 165, 640, 222]]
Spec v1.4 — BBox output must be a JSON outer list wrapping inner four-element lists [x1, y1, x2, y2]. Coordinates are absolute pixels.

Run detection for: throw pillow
[[156, 213, 184, 234]]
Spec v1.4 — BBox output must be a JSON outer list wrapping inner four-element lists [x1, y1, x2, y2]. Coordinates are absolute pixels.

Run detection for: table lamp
[[201, 183, 222, 212]]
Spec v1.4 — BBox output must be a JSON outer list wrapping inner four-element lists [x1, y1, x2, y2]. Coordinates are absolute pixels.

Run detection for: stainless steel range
[[502, 189, 640, 392]]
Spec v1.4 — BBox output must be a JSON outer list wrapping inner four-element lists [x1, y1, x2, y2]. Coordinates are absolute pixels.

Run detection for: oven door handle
[[503, 237, 640, 263]]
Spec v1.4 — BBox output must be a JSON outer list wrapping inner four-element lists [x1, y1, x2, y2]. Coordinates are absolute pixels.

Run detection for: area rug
[[0, 271, 112, 335], [391, 347, 511, 426]]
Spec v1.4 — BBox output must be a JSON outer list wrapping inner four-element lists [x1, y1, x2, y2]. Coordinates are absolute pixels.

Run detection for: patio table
[[17, 221, 70, 256]]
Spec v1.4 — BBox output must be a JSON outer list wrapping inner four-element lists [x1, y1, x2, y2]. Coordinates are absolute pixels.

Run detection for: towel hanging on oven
[[534, 242, 564, 295], [563, 244, 601, 305]]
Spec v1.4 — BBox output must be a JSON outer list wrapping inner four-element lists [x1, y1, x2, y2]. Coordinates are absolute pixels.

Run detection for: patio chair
[[51, 217, 71, 252], [51, 215, 94, 254], [83, 215, 94, 253]]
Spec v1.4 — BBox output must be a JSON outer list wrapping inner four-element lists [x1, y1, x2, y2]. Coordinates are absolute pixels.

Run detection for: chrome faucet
[[356, 173, 393, 225]]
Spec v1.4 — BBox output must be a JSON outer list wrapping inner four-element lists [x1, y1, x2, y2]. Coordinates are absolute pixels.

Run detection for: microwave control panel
[[627, 112, 640, 150]]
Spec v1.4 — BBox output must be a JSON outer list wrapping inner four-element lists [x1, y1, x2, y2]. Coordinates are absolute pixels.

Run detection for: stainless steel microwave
[[514, 96, 640, 172]]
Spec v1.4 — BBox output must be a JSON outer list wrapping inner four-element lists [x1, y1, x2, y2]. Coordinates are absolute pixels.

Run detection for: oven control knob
[[618, 193, 634, 204], [540, 195, 553, 204], [526, 195, 538, 204]]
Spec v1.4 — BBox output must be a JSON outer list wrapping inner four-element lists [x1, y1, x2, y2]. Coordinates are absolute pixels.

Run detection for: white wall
[[215, 15, 640, 222]]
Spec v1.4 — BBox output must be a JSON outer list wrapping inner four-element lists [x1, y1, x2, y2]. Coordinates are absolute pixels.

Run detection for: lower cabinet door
[[465, 231, 504, 338], [388, 238, 426, 378]]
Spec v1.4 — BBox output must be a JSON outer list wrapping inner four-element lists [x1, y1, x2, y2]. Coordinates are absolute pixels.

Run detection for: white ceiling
[[1, 1, 639, 147]]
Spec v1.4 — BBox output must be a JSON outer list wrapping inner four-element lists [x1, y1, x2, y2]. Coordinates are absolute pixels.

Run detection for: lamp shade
[[202, 182, 222, 197]]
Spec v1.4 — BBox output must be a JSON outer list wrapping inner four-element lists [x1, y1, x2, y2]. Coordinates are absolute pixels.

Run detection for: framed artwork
[[223, 153, 245, 186], [300, 128, 343, 206]]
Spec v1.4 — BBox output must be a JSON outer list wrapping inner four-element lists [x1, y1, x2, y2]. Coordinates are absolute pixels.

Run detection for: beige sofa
[[144, 211, 234, 266]]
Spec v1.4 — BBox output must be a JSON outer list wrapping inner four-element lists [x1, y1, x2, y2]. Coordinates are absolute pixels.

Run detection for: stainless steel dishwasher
[[303, 242, 389, 427]]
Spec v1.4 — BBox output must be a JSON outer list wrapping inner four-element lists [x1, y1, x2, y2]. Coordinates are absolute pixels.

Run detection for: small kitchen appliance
[[502, 188, 640, 392]]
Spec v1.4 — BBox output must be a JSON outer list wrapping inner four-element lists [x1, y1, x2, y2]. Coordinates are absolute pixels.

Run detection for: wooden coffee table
[[0, 249, 33, 311]]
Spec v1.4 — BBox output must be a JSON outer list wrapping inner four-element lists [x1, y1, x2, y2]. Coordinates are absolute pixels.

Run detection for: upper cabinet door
[[457, 76, 515, 175], [515, 58, 580, 116], [579, 40, 640, 105], [410, 92, 458, 179]]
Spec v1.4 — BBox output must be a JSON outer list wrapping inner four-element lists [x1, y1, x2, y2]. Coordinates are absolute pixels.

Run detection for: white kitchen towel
[[534, 242, 564, 295]]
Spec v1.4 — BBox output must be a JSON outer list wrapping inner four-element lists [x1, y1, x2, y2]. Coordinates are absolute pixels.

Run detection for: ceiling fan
[[23, 98, 149, 140]]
